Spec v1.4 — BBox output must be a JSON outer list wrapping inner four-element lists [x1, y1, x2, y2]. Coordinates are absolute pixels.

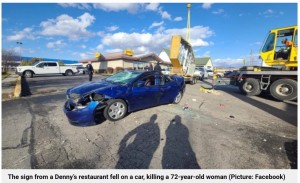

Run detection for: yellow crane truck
[[169, 35, 198, 85], [217, 25, 298, 101]]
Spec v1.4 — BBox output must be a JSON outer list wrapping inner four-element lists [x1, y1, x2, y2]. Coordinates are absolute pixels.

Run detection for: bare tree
[[2, 49, 19, 72]]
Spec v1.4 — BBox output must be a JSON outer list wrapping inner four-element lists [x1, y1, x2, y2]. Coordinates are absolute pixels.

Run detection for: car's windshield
[[33, 62, 42, 66], [105, 71, 141, 84]]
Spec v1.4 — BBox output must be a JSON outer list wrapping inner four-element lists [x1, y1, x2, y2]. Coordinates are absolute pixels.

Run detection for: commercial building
[[80, 51, 171, 73]]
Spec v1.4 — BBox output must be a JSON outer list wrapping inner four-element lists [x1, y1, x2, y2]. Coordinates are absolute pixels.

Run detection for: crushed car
[[63, 70, 185, 125]]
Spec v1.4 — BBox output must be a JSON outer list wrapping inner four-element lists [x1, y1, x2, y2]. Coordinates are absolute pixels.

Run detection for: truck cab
[[260, 26, 298, 69]]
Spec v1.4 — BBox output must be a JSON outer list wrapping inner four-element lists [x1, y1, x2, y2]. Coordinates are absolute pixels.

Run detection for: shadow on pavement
[[162, 115, 200, 169], [21, 76, 32, 97], [284, 140, 297, 169], [215, 85, 297, 127], [116, 114, 160, 169]]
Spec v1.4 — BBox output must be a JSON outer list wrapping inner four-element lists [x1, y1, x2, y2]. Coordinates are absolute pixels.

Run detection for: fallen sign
[[199, 85, 220, 95]]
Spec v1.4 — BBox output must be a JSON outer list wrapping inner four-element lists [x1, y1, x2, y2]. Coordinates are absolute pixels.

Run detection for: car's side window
[[134, 74, 155, 87], [37, 63, 44, 68], [143, 75, 155, 86], [155, 75, 165, 86], [48, 63, 57, 67]]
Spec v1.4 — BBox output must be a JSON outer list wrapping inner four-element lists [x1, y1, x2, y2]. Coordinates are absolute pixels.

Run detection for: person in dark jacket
[[86, 61, 94, 81], [149, 63, 153, 71], [154, 62, 162, 73]]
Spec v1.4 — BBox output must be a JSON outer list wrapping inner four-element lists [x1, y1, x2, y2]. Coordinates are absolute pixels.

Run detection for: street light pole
[[16, 41, 23, 62]]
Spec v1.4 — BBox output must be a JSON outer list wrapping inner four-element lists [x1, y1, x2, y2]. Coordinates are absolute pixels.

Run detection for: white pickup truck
[[16, 61, 78, 78]]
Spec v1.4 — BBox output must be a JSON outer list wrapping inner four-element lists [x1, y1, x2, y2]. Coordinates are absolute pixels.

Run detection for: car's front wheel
[[24, 70, 33, 78], [104, 99, 127, 121], [173, 91, 182, 104]]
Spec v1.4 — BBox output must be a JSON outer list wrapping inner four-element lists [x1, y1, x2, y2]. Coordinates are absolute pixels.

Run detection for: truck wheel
[[24, 70, 33, 78], [270, 79, 297, 101], [239, 78, 261, 96], [65, 70, 73, 76], [103, 99, 127, 121]]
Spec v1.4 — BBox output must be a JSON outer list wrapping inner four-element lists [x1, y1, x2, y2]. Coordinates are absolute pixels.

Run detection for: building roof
[[80, 52, 171, 65], [161, 48, 170, 57], [195, 57, 211, 66]]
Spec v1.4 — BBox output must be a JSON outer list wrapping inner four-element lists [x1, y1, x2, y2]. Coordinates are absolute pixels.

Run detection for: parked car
[[194, 67, 208, 80], [63, 70, 186, 125], [16, 61, 77, 78], [207, 69, 214, 78], [76, 66, 87, 74]]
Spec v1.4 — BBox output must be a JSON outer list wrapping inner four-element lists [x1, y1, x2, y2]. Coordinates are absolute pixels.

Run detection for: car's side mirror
[[136, 81, 145, 87]]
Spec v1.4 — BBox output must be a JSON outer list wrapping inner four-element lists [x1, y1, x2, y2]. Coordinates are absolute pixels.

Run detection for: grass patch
[[2, 72, 11, 80]]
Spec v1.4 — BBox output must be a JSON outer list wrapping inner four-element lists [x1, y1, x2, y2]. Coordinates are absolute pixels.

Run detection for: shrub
[[98, 69, 106, 74], [124, 67, 133, 70], [115, 67, 124, 73], [106, 67, 114, 74]]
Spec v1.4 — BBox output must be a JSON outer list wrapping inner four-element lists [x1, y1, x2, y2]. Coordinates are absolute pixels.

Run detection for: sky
[[1, 2, 298, 67]]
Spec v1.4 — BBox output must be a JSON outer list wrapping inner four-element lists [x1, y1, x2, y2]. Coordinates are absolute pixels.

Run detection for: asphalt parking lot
[[2, 74, 297, 169]]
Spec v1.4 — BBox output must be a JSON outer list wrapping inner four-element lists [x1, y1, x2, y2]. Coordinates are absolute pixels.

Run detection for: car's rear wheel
[[24, 70, 33, 78], [173, 92, 182, 104], [65, 70, 73, 76], [104, 99, 127, 121]]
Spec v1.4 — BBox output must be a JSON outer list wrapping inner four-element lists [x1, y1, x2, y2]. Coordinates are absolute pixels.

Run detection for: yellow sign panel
[[124, 49, 134, 56], [95, 52, 101, 58]]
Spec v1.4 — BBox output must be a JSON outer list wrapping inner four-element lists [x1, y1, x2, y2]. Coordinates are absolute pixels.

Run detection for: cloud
[[174, 17, 183, 21], [96, 44, 104, 50], [46, 40, 65, 48], [260, 9, 283, 18], [159, 9, 171, 20], [212, 9, 224, 14], [106, 25, 119, 32], [58, 3, 91, 10], [145, 3, 160, 11], [7, 27, 35, 41], [93, 3, 140, 14], [203, 51, 210, 57], [40, 13, 95, 40], [144, 3, 172, 20], [81, 45, 87, 49], [149, 21, 164, 29], [213, 58, 244, 68], [202, 3, 213, 9], [99, 25, 214, 55]]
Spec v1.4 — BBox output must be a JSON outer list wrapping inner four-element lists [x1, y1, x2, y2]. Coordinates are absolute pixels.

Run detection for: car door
[[129, 73, 160, 111], [158, 74, 179, 104], [34, 62, 45, 74], [44, 62, 59, 74]]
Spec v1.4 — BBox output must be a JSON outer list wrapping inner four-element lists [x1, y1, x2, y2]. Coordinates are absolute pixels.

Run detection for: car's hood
[[67, 80, 118, 97]]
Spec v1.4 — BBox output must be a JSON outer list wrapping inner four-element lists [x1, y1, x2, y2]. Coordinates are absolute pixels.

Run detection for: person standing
[[154, 62, 162, 73], [86, 61, 94, 81], [149, 63, 153, 71]]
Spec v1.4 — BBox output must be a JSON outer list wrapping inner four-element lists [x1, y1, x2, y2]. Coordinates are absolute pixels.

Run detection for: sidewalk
[[2, 73, 19, 100]]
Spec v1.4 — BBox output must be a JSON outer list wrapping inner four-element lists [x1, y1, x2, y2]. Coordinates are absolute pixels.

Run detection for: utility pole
[[16, 41, 23, 62], [186, 3, 191, 43], [250, 49, 253, 66]]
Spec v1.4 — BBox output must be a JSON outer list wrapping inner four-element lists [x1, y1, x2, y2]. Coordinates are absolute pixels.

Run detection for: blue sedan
[[63, 70, 185, 125]]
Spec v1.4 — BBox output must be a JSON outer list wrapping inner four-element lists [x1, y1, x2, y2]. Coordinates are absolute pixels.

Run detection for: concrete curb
[[13, 76, 22, 98]]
